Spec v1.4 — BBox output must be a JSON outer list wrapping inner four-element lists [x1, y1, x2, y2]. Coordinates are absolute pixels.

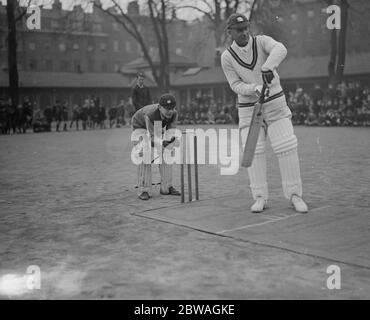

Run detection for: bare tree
[[324, 0, 350, 85], [5, 0, 30, 105], [92, 0, 173, 92], [250, 0, 352, 84], [335, 0, 348, 84], [176, 0, 245, 50]]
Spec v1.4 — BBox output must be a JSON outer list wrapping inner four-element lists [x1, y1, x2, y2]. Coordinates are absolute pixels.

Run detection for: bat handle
[[260, 84, 268, 103]]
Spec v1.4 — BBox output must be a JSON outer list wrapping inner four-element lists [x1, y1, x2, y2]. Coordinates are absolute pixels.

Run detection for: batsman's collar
[[227, 13, 249, 29]]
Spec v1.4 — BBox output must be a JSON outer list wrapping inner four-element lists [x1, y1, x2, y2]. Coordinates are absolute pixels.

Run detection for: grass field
[[0, 125, 369, 299]]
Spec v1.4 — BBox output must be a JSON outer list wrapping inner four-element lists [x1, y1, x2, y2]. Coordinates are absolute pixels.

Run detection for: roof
[[0, 71, 133, 88], [171, 67, 227, 86], [172, 52, 370, 86], [279, 52, 370, 80], [126, 51, 197, 68], [182, 67, 203, 76], [1, 52, 369, 89]]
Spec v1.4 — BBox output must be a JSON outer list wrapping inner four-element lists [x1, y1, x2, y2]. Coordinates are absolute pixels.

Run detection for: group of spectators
[[0, 96, 34, 134], [49, 97, 136, 132], [1, 80, 370, 134], [0, 95, 137, 134], [289, 81, 370, 127], [177, 95, 237, 125]]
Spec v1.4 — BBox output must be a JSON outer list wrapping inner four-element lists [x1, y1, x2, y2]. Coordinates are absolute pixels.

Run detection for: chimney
[[127, 1, 140, 16]]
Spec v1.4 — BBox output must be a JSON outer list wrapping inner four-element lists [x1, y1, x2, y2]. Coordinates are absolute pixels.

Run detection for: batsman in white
[[221, 13, 308, 213], [131, 93, 181, 200]]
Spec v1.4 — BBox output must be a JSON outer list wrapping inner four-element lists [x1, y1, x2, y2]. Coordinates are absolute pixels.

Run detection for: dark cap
[[159, 93, 176, 110], [226, 13, 249, 29]]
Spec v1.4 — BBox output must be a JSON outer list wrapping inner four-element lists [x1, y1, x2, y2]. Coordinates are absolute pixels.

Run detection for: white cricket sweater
[[221, 35, 288, 108]]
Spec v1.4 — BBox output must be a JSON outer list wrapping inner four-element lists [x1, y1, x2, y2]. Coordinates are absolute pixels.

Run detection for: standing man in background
[[132, 72, 152, 111], [53, 100, 63, 132], [62, 101, 69, 131]]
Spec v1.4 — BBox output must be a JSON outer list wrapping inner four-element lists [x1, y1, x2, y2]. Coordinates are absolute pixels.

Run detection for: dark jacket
[[132, 85, 152, 111]]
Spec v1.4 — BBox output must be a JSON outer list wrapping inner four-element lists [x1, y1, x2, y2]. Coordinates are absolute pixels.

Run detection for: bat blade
[[241, 101, 264, 168]]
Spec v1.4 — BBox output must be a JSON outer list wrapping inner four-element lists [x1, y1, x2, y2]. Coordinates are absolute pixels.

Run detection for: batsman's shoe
[[138, 191, 150, 200], [291, 195, 308, 213], [251, 197, 266, 213], [160, 186, 181, 196]]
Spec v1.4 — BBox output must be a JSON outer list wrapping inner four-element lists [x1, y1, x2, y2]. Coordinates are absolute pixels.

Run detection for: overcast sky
[[0, 0, 212, 20]]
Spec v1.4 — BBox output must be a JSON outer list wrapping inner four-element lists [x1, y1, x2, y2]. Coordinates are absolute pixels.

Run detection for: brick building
[[0, 0, 203, 113], [1, 0, 370, 113]]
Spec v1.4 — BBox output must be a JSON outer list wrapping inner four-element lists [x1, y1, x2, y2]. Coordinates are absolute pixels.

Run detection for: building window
[[87, 43, 94, 52], [125, 41, 131, 52], [0, 36, 6, 51], [60, 60, 69, 72], [29, 42, 36, 50], [73, 43, 80, 51], [114, 63, 120, 72], [321, 24, 328, 34], [101, 61, 107, 72], [51, 20, 59, 29], [74, 60, 81, 72], [93, 24, 102, 33], [88, 59, 95, 72], [112, 22, 119, 31], [100, 42, 106, 51], [29, 59, 37, 70], [113, 40, 119, 52], [0, 17, 6, 27], [44, 40, 51, 50], [43, 18, 51, 29], [307, 10, 314, 18], [17, 41, 23, 52], [59, 43, 66, 52], [45, 59, 53, 71]]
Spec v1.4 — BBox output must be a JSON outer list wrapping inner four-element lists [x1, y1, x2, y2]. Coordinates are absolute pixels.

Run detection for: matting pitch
[[132, 195, 370, 269]]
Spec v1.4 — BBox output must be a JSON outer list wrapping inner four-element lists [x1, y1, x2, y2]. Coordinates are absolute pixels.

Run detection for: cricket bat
[[241, 85, 268, 168]]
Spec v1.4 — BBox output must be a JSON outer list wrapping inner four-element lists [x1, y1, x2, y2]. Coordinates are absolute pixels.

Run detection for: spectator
[[124, 97, 135, 126], [44, 105, 53, 129], [70, 104, 81, 130], [108, 105, 117, 128]]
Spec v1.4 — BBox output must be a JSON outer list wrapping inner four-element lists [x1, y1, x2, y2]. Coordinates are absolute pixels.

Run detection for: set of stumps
[[180, 131, 199, 203]]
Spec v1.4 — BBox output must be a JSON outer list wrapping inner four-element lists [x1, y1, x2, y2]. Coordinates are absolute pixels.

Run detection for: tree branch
[[92, 0, 163, 88], [248, 0, 258, 22], [15, 0, 31, 22], [176, 5, 214, 22]]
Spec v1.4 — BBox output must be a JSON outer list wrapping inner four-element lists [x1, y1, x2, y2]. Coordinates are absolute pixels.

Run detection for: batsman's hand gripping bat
[[241, 84, 268, 168]]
